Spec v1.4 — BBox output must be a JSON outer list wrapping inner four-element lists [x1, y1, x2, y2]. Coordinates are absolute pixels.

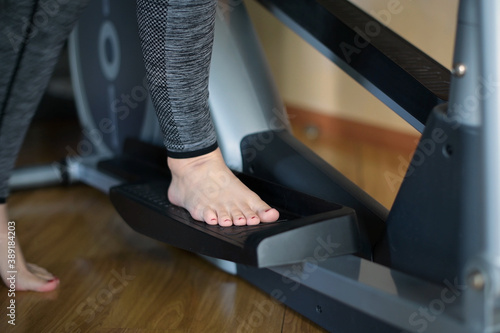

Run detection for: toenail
[[265, 209, 273, 213], [238, 217, 244, 220], [251, 216, 257, 219]]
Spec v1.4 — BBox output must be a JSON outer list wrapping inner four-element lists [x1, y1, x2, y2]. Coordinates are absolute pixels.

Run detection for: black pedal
[[110, 173, 361, 267]]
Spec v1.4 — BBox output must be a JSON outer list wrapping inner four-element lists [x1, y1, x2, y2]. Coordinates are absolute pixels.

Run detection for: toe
[[233, 216, 246, 226], [231, 210, 247, 226], [242, 209, 260, 225], [203, 208, 218, 225], [248, 215, 260, 225], [35, 277, 60, 292], [258, 207, 280, 223], [240, 205, 259, 225], [217, 211, 233, 227]]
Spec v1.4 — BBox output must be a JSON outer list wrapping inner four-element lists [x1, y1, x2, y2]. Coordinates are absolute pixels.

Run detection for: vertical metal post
[[463, 0, 500, 331], [478, 0, 500, 279], [448, 0, 481, 127]]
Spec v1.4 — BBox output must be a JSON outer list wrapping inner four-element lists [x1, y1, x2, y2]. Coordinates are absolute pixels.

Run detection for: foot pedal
[[110, 173, 362, 267]]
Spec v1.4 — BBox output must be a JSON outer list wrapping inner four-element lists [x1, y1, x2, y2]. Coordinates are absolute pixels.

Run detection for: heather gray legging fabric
[[0, 0, 90, 202], [0, 0, 218, 201], [137, 0, 218, 158]]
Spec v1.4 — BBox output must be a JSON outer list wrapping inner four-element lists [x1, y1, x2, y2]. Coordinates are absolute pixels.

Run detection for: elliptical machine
[[11, 0, 500, 332]]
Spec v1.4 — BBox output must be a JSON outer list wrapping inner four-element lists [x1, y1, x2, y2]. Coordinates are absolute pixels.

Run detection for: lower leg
[[137, 0, 279, 226], [0, 0, 90, 291]]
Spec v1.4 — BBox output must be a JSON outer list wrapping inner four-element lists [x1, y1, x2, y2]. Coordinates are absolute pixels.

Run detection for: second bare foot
[[0, 204, 59, 292]]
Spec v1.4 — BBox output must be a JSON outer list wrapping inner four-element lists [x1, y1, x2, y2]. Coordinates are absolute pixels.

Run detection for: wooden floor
[[1, 116, 417, 333]]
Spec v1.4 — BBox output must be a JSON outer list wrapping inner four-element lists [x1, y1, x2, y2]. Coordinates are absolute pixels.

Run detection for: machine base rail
[[110, 174, 361, 268], [238, 255, 470, 333]]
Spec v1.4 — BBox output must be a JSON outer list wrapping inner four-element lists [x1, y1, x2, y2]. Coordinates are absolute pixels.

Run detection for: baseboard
[[286, 105, 420, 152]]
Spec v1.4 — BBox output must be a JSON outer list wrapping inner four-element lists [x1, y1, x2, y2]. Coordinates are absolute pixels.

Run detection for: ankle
[[167, 149, 223, 177]]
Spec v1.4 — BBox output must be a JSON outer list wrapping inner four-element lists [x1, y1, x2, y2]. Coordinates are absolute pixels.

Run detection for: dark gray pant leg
[[137, 0, 219, 158], [0, 0, 90, 201]]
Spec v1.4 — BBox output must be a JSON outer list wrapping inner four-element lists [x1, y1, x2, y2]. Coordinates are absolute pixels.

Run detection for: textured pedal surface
[[110, 173, 361, 267]]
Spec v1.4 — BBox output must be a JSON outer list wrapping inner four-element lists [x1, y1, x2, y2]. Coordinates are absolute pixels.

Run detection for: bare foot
[[0, 204, 59, 292], [167, 148, 280, 226]]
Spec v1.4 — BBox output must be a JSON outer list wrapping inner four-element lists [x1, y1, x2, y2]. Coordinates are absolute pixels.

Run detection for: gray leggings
[[138, 0, 218, 158], [0, 0, 218, 201]]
